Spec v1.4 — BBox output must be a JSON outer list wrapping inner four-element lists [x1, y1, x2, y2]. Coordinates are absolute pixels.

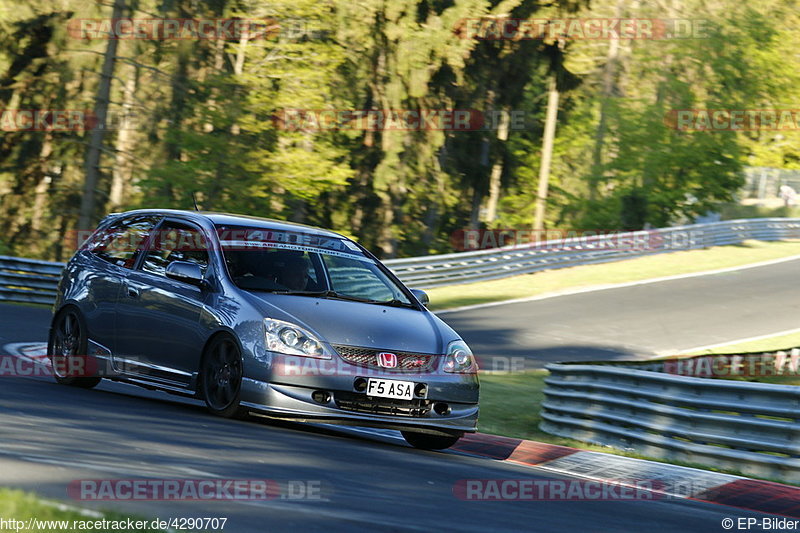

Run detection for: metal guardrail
[[0, 255, 64, 305], [2, 217, 800, 305], [384, 218, 800, 288], [541, 362, 800, 484]]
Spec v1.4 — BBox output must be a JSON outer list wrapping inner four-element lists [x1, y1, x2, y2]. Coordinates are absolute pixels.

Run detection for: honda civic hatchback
[[49, 209, 479, 449]]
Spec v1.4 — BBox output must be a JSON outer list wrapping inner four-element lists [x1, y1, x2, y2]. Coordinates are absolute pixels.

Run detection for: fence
[[0, 255, 64, 305], [541, 361, 800, 483], [3, 217, 800, 305], [384, 218, 800, 288]]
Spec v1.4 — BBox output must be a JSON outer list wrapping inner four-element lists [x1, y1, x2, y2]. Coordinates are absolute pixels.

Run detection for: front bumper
[[240, 352, 480, 436]]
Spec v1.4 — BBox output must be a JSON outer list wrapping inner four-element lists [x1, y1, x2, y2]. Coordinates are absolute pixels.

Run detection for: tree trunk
[[376, 191, 396, 257], [469, 138, 491, 229], [483, 108, 511, 224], [229, 31, 248, 136], [533, 77, 560, 231], [78, 0, 125, 232], [108, 63, 137, 210], [162, 44, 191, 201], [589, 0, 623, 200], [31, 135, 54, 233]]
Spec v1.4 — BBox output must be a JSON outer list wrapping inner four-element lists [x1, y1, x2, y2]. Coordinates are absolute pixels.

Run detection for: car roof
[[111, 209, 349, 240]]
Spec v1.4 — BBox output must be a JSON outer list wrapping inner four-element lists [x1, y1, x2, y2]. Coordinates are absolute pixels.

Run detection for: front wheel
[[200, 335, 247, 419], [402, 431, 462, 450], [48, 308, 101, 389]]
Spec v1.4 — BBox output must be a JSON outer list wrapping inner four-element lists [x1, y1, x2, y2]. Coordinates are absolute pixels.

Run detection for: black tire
[[48, 308, 101, 389], [401, 431, 462, 450], [200, 335, 247, 418]]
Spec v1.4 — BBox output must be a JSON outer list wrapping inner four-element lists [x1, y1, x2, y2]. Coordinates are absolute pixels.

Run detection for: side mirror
[[165, 261, 206, 288], [410, 288, 429, 307]]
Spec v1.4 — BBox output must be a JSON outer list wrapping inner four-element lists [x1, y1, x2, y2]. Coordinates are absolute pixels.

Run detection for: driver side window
[[141, 221, 209, 278]]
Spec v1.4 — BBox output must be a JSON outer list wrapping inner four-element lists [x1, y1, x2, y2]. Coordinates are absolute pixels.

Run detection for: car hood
[[243, 291, 456, 354]]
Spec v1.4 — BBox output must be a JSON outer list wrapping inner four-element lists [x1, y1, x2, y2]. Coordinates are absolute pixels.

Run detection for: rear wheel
[[48, 309, 101, 389], [401, 431, 461, 450], [200, 335, 247, 418]]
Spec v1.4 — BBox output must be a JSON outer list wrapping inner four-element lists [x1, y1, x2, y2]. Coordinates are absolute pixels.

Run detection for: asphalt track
[[442, 257, 800, 369], [0, 371, 772, 532], [1, 257, 798, 531]]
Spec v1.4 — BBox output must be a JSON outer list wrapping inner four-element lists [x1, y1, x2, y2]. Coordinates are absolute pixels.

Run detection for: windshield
[[216, 225, 413, 306]]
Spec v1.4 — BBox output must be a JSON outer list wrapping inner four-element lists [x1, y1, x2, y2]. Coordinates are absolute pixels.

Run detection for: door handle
[[127, 286, 139, 298]]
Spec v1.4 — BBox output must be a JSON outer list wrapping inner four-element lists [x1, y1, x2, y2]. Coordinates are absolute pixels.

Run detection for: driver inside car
[[277, 255, 311, 291]]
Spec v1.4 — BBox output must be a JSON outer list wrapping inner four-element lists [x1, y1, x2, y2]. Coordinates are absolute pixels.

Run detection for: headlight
[[443, 340, 477, 373], [264, 318, 331, 359]]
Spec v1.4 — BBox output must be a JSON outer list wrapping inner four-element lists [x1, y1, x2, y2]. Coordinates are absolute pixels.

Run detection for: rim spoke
[[54, 315, 76, 376], [53, 331, 64, 353]]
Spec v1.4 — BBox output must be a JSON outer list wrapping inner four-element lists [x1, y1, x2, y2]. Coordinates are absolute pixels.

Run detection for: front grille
[[333, 345, 437, 373], [335, 391, 431, 417]]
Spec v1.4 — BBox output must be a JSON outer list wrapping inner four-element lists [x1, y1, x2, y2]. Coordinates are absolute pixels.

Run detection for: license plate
[[366, 378, 414, 400]]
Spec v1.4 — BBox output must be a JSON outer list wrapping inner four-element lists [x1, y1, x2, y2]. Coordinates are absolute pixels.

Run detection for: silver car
[[48, 209, 479, 449]]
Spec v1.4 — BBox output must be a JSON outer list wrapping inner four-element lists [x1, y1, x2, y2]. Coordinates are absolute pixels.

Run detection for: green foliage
[[0, 0, 798, 260], [561, 0, 800, 230]]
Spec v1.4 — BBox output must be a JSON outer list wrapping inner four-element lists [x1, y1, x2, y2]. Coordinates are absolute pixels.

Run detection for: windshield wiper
[[269, 289, 330, 296], [328, 293, 416, 308], [270, 289, 369, 302], [379, 298, 416, 308], [270, 289, 415, 307]]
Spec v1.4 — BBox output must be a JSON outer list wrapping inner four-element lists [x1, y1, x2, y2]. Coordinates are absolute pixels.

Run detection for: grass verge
[[427, 240, 800, 311], [0, 488, 166, 532], [719, 203, 800, 220]]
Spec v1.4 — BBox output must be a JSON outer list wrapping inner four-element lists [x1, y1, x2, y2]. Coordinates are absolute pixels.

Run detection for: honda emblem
[[377, 352, 398, 368]]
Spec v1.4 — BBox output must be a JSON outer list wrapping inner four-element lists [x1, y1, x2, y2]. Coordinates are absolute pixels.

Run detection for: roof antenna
[[191, 192, 200, 211]]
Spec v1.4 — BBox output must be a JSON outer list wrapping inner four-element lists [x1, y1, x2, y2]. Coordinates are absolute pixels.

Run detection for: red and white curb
[[450, 433, 800, 517], [4, 342, 50, 366]]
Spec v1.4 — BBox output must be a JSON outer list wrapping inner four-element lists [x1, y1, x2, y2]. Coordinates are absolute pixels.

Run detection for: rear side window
[[141, 221, 209, 278], [85, 216, 156, 269]]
